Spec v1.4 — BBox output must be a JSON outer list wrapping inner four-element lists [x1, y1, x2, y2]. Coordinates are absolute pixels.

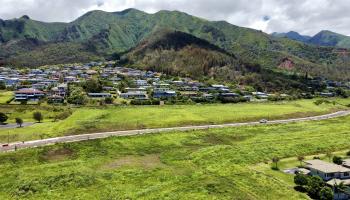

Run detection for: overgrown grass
[[0, 91, 13, 104], [0, 98, 349, 143], [1, 114, 350, 199]]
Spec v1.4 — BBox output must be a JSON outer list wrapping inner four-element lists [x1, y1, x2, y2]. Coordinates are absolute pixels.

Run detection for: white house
[[304, 160, 350, 181]]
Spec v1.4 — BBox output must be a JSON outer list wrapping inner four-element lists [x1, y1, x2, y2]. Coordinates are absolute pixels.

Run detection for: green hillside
[[0, 9, 350, 80], [125, 29, 314, 91]]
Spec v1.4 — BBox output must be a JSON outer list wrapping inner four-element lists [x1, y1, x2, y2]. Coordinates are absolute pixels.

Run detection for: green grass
[[0, 98, 349, 143], [1, 113, 350, 199], [0, 91, 13, 104]]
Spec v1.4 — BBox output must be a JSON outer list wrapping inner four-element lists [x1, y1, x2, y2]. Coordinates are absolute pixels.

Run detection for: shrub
[[54, 110, 73, 121], [333, 156, 343, 165], [130, 99, 160, 105], [294, 174, 309, 186], [0, 112, 8, 124], [33, 112, 44, 123], [346, 150, 350, 156], [0, 81, 5, 89], [104, 97, 114, 104]]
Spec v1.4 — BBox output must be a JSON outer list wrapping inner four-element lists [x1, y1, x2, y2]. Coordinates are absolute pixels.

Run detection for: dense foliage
[[294, 174, 333, 200]]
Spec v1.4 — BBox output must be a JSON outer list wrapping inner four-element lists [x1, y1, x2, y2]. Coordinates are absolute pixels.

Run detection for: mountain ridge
[[1, 8, 350, 80], [272, 30, 350, 49]]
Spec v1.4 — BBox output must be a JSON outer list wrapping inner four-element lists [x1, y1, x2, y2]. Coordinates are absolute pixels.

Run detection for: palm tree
[[334, 181, 348, 199]]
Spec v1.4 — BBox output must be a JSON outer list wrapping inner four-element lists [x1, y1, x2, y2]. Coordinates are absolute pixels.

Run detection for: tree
[[307, 176, 325, 198], [294, 173, 309, 186], [298, 155, 305, 166], [0, 81, 6, 90], [272, 157, 280, 170], [0, 112, 8, 124], [318, 187, 333, 200], [333, 156, 343, 165], [83, 79, 103, 93], [33, 112, 43, 123], [15, 118, 23, 127], [67, 86, 88, 105]]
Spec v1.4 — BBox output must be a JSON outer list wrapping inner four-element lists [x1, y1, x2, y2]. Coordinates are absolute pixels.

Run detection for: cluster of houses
[[0, 62, 349, 105]]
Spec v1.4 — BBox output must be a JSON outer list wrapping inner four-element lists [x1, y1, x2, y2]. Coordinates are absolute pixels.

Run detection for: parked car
[[259, 119, 268, 124]]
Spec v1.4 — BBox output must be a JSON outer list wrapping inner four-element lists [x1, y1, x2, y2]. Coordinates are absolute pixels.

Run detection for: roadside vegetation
[[1, 114, 350, 199], [0, 91, 13, 104], [0, 98, 349, 143]]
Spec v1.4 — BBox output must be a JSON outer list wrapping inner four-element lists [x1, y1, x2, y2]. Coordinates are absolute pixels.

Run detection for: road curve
[[1, 110, 350, 153]]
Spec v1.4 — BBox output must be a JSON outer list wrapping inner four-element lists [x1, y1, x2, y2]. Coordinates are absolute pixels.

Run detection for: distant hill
[[125, 29, 241, 79], [1, 8, 350, 81], [271, 31, 311, 42], [272, 30, 350, 49], [308, 30, 350, 48], [125, 29, 317, 92]]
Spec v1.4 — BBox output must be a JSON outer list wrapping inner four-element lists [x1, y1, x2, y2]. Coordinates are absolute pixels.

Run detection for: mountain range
[[272, 30, 350, 49], [1, 8, 350, 83]]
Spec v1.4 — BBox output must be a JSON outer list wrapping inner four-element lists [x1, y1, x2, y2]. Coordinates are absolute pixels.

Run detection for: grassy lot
[[0, 91, 13, 104], [1, 114, 350, 199], [0, 98, 349, 143]]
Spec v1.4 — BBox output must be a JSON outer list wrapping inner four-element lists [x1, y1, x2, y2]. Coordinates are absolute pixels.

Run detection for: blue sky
[[0, 0, 349, 36]]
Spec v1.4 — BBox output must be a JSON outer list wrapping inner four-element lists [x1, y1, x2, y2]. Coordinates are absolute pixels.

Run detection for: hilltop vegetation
[[1, 9, 350, 80], [1, 113, 350, 199]]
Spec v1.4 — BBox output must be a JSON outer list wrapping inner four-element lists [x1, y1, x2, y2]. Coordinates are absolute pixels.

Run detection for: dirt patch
[[103, 154, 165, 170], [40, 148, 74, 162]]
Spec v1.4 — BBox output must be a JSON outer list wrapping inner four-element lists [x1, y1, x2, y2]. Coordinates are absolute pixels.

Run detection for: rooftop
[[305, 160, 350, 173]]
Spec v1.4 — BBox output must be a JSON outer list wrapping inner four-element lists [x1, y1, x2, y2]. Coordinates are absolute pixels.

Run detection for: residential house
[[153, 88, 176, 99], [134, 80, 148, 87], [120, 91, 148, 100], [304, 160, 350, 181], [15, 88, 45, 101], [88, 93, 112, 98]]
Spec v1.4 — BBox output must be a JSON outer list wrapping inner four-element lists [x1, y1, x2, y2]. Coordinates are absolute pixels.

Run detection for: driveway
[[0, 122, 35, 129]]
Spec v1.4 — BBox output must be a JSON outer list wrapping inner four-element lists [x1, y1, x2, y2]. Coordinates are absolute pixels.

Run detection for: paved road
[[0, 122, 35, 130], [1, 110, 350, 153]]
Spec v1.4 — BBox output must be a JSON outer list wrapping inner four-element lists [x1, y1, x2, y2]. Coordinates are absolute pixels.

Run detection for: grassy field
[[0, 91, 13, 104], [0, 98, 349, 143], [1, 114, 350, 199]]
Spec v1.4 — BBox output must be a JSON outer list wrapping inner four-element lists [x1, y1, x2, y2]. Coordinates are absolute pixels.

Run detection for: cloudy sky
[[0, 0, 349, 36]]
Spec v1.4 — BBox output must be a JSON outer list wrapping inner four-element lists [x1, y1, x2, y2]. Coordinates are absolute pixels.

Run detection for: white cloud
[[0, 0, 349, 36]]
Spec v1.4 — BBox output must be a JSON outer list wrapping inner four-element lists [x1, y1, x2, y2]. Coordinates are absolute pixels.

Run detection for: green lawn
[[0, 91, 13, 104], [1, 114, 350, 199], [0, 98, 349, 143]]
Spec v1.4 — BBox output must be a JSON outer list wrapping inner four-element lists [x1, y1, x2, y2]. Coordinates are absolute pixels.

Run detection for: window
[[344, 172, 349, 176]]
